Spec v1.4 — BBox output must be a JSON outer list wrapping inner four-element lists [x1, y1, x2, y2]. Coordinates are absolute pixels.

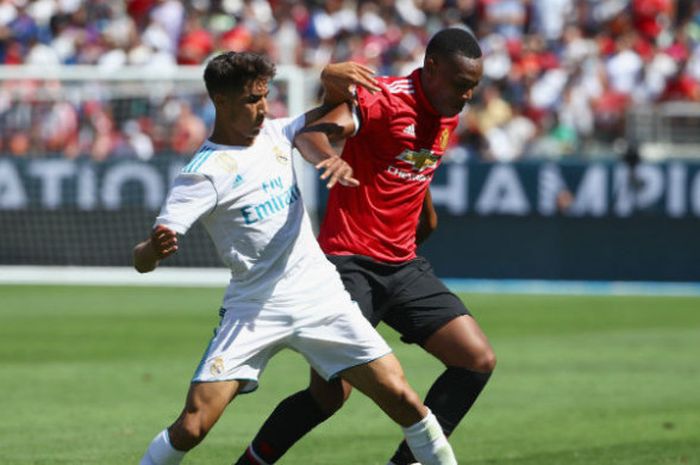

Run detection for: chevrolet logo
[[396, 149, 439, 172]]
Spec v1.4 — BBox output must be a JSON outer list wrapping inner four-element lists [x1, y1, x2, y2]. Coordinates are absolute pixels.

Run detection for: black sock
[[389, 368, 492, 465], [234, 389, 332, 464]]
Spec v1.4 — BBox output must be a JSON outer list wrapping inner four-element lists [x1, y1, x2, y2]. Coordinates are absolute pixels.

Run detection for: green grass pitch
[[1, 285, 699, 464]]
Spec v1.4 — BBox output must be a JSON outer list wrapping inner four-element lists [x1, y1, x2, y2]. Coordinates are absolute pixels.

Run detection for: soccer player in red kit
[[235, 28, 495, 465]]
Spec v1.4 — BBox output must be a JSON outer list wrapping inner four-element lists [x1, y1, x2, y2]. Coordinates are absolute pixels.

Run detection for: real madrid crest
[[210, 356, 225, 376], [273, 146, 290, 164], [439, 128, 450, 151], [213, 151, 238, 173]]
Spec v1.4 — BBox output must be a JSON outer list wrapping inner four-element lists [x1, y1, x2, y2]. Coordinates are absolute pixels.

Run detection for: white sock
[[139, 429, 186, 465], [402, 410, 457, 465]]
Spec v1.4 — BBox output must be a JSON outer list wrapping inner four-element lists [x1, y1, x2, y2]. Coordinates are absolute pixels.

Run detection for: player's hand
[[321, 62, 380, 105], [316, 157, 360, 188], [150, 225, 178, 259]]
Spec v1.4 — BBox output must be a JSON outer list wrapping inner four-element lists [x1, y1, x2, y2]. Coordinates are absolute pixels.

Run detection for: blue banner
[[428, 160, 700, 218], [2, 156, 700, 218]]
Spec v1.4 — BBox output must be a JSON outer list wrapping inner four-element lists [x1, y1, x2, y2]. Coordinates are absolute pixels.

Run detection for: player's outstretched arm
[[416, 189, 438, 245], [321, 62, 380, 105], [133, 225, 178, 273], [296, 103, 359, 188], [301, 61, 379, 127]]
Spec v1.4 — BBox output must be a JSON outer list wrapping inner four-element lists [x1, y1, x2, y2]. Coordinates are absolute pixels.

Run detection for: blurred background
[[1, 3, 699, 464], [0, 0, 699, 282]]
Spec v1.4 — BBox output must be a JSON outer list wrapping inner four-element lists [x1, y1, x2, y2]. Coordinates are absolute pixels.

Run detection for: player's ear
[[211, 92, 223, 106], [424, 55, 438, 78], [211, 91, 230, 107]]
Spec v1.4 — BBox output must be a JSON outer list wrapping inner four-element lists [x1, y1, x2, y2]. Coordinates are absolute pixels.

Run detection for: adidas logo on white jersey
[[403, 124, 416, 136]]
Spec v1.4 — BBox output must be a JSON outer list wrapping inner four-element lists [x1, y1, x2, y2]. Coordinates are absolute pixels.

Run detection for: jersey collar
[[410, 68, 440, 117], [205, 139, 250, 150]]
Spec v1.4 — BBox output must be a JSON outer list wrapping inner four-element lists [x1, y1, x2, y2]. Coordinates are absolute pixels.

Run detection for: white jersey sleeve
[[155, 173, 217, 234]]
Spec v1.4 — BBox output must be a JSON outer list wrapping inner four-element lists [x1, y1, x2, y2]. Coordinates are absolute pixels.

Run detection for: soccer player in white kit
[[133, 52, 458, 465]]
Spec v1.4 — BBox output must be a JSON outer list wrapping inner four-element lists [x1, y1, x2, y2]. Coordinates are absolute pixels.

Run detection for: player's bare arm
[[303, 62, 377, 137], [133, 224, 178, 273], [292, 61, 381, 188], [321, 62, 380, 105], [296, 102, 359, 188], [416, 189, 438, 245]]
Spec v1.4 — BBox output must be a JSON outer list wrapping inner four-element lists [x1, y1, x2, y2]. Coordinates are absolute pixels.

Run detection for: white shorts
[[191, 293, 392, 392]]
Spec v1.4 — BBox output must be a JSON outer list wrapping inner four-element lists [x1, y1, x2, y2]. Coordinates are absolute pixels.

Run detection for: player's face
[[423, 54, 483, 117], [219, 78, 270, 146]]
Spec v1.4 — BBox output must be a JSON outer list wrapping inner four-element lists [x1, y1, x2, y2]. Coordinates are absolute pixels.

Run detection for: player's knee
[[383, 375, 423, 412], [308, 382, 350, 415], [451, 343, 496, 373], [399, 385, 424, 413], [472, 345, 497, 373], [170, 414, 211, 450]]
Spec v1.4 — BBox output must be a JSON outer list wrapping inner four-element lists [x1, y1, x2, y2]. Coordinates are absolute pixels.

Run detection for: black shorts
[[326, 254, 470, 345]]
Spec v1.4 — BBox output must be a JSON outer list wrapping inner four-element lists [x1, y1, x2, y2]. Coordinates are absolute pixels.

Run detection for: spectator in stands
[[176, 12, 214, 65], [7, 131, 31, 157], [484, 0, 526, 42], [40, 99, 80, 157], [0, 0, 698, 160], [83, 100, 118, 161], [123, 118, 155, 160], [169, 101, 206, 156], [149, 0, 184, 55], [530, 0, 574, 45], [606, 32, 644, 97]]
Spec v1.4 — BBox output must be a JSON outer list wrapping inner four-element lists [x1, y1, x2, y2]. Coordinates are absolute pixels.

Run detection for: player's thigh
[[192, 306, 292, 393], [340, 353, 425, 426], [292, 292, 391, 384], [423, 315, 496, 372], [183, 380, 242, 420], [383, 256, 470, 346], [171, 379, 243, 444], [340, 352, 405, 391]]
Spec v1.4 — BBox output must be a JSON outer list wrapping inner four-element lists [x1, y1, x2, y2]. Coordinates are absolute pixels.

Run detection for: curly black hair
[[203, 51, 276, 97]]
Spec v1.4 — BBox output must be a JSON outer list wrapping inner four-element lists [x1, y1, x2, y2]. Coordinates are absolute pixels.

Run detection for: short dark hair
[[203, 52, 276, 97], [425, 28, 482, 61]]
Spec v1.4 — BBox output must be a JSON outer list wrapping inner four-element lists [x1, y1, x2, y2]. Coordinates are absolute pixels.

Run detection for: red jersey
[[318, 69, 459, 263]]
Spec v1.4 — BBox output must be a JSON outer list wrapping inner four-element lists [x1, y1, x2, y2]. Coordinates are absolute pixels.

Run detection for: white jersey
[[156, 115, 345, 307]]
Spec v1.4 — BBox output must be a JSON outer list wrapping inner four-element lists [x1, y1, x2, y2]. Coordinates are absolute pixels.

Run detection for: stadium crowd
[[0, 0, 699, 161]]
